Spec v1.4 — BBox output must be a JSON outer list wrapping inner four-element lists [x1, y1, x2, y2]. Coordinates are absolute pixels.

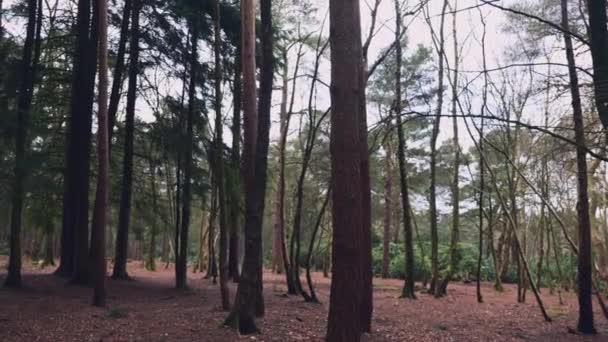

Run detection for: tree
[[326, 0, 367, 340], [427, 0, 448, 294], [212, 0, 230, 311], [56, 0, 98, 283], [112, 0, 142, 280], [381, 140, 393, 279], [107, 0, 132, 145], [176, 7, 199, 290], [436, 0, 460, 298], [228, 48, 242, 283], [224, 0, 272, 333], [585, 0, 608, 132], [4, 0, 40, 288], [393, 0, 415, 300], [562, 0, 596, 334], [91, 0, 110, 307]]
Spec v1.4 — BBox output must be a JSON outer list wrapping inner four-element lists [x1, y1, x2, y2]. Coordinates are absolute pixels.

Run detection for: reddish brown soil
[[0, 258, 607, 341]]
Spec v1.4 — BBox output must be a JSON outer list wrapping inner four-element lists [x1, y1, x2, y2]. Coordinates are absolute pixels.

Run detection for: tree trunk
[[205, 184, 218, 282], [228, 46, 242, 283], [585, 0, 608, 131], [176, 16, 198, 290], [381, 140, 393, 279], [91, 0, 109, 306], [290, 103, 327, 302], [146, 155, 158, 271], [4, 0, 39, 288], [41, 220, 56, 268], [562, 0, 596, 333], [305, 186, 331, 303], [428, 0, 449, 294], [476, 4, 490, 302], [285, 43, 308, 296], [107, 0, 132, 146], [393, 0, 415, 300], [224, 0, 271, 333], [211, 0, 230, 310], [326, 0, 365, 340], [436, 3, 460, 298], [113, 0, 141, 280], [57, 0, 97, 284], [358, 31, 373, 340], [271, 52, 289, 275]]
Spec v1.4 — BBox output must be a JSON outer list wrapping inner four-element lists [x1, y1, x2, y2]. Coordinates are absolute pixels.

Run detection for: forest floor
[[1, 257, 607, 341]]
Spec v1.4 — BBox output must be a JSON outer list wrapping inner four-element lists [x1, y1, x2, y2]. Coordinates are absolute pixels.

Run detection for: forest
[[2, 0, 608, 340]]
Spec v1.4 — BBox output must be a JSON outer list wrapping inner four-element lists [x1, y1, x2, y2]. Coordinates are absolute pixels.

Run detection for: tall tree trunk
[[5, 0, 39, 288], [57, 0, 97, 283], [113, 0, 141, 280], [326, 0, 365, 340], [271, 51, 289, 275], [224, 0, 272, 333], [289, 122, 318, 301], [146, 153, 159, 271], [381, 140, 393, 279], [305, 186, 331, 303], [428, 0, 449, 294], [212, 0, 230, 310], [41, 221, 55, 268], [358, 25, 373, 340], [173, 57, 188, 277], [205, 179, 218, 282], [176, 17, 198, 290], [476, 7, 488, 302], [562, 0, 596, 333], [107, 0, 132, 146], [286, 43, 308, 296], [91, 0, 109, 306], [436, 2, 460, 298], [585, 0, 608, 131], [393, 0, 415, 300], [228, 47, 242, 283], [0, 0, 4, 38]]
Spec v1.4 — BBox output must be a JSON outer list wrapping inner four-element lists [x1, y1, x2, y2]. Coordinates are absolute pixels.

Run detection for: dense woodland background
[[2, 0, 608, 340]]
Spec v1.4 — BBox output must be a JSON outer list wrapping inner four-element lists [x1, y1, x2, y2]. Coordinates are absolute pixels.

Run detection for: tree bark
[[585, 0, 608, 131], [476, 7, 488, 302], [381, 140, 393, 279], [305, 186, 331, 303], [91, 0, 110, 306], [211, 0, 230, 310], [326, 0, 366, 340], [57, 0, 97, 283], [428, 0, 449, 294], [176, 16, 199, 290], [146, 155, 158, 271], [112, 0, 141, 280], [4, 0, 39, 288], [393, 0, 415, 300], [285, 43, 308, 296], [563, 0, 596, 333], [224, 0, 271, 333], [436, 2, 460, 298], [271, 51, 289, 275], [228, 46, 242, 283], [290, 41, 329, 302], [107, 0, 132, 146]]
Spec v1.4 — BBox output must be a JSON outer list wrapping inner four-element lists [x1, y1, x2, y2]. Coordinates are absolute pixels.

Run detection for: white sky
[[2, 0, 582, 152]]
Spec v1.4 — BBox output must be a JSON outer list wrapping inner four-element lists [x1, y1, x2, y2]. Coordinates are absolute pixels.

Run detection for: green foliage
[[106, 307, 128, 319], [372, 242, 430, 281]]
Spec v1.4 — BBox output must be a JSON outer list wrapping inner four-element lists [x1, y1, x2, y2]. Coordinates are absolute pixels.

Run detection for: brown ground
[[0, 257, 607, 341]]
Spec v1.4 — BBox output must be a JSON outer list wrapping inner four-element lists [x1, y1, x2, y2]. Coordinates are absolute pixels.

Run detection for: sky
[[1, 0, 577, 153]]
